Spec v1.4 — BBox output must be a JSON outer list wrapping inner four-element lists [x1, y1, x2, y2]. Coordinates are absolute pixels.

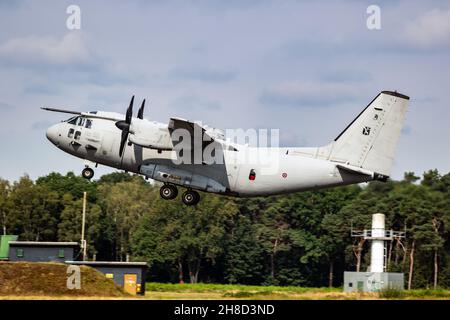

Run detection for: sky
[[0, 0, 449, 182]]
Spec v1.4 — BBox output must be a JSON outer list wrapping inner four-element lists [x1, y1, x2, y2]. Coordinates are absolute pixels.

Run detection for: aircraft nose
[[46, 124, 60, 145]]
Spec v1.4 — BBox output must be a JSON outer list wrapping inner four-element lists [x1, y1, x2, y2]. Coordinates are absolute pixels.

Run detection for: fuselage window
[[67, 128, 74, 138], [68, 117, 78, 125], [74, 131, 81, 140], [249, 169, 256, 181], [85, 119, 92, 129]]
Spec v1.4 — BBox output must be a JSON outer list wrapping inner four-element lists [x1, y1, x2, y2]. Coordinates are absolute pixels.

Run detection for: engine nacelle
[[129, 119, 173, 150], [140, 164, 227, 193]]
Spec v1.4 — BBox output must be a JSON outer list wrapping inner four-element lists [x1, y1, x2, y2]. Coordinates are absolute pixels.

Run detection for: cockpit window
[[67, 116, 78, 125], [77, 117, 85, 127], [67, 128, 74, 138], [85, 119, 92, 129]]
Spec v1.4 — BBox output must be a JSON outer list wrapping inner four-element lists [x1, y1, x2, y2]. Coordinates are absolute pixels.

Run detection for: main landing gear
[[159, 184, 200, 206], [181, 189, 200, 206], [160, 184, 178, 200]]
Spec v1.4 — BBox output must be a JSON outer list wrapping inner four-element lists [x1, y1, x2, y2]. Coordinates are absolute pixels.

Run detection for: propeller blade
[[126, 95, 134, 124], [137, 99, 145, 119], [116, 95, 135, 157], [119, 129, 128, 157]]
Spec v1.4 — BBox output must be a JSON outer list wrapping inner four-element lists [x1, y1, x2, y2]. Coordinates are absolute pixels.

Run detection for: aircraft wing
[[168, 117, 217, 142], [168, 117, 223, 164]]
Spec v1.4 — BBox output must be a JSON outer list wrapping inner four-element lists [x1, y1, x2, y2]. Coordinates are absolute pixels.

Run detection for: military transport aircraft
[[43, 90, 409, 205]]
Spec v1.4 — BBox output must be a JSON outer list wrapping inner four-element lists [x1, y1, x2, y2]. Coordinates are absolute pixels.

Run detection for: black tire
[[81, 168, 94, 180], [182, 190, 200, 206], [160, 185, 178, 200]]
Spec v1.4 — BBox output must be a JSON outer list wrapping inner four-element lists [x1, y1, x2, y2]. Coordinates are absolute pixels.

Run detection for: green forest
[[0, 169, 449, 289]]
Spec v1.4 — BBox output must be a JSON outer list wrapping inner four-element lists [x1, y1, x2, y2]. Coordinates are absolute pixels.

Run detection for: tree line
[[0, 170, 449, 289]]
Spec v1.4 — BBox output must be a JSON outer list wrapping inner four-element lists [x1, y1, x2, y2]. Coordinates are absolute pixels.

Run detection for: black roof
[[9, 241, 79, 247], [65, 260, 148, 267]]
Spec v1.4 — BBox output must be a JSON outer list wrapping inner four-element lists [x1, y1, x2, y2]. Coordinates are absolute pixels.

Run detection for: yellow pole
[[81, 191, 87, 261]]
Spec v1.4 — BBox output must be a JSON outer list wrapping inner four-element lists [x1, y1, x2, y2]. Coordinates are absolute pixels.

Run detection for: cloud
[[259, 82, 359, 108], [319, 69, 372, 83], [23, 84, 60, 95], [0, 0, 23, 8], [0, 33, 91, 66], [279, 130, 307, 147], [0, 101, 14, 110], [168, 67, 237, 83], [170, 94, 222, 111], [404, 9, 450, 48]]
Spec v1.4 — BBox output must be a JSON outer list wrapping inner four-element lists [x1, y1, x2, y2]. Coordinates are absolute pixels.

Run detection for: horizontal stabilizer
[[336, 164, 373, 176], [336, 164, 389, 182]]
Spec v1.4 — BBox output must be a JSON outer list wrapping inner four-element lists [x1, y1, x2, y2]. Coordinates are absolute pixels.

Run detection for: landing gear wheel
[[82, 167, 94, 180], [160, 184, 178, 200], [182, 190, 200, 206]]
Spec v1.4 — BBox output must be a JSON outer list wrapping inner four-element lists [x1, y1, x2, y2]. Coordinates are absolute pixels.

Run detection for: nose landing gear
[[81, 167, 94, 180]]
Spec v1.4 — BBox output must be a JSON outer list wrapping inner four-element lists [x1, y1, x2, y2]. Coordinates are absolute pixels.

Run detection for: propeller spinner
[[114, 96, 147, 157]]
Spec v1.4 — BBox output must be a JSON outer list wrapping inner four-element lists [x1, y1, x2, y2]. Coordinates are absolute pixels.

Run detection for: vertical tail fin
[[322, 91, 409, 177]]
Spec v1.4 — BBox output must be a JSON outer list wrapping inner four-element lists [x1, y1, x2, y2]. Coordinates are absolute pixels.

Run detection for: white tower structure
[[344, 213, 405, 293], [370, 213, 386, 272]]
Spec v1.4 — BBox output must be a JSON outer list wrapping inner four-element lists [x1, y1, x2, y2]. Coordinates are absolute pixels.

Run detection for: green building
[[0, 235, 18, 260]]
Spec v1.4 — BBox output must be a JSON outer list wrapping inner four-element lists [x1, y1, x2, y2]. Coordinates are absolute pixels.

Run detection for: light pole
[[81, 191, 87, 261]]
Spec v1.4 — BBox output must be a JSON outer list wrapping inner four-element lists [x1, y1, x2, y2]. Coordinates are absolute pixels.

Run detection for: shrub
[[379, 287, 405, 299]]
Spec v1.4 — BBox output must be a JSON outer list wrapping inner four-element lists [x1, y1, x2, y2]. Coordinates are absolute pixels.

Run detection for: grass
[[146, 282, 340, 293], [379, 287, 406, 299], [392, 289, 450, 300], [144, 282, 450, 300], [144, 282, 357, 300]]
